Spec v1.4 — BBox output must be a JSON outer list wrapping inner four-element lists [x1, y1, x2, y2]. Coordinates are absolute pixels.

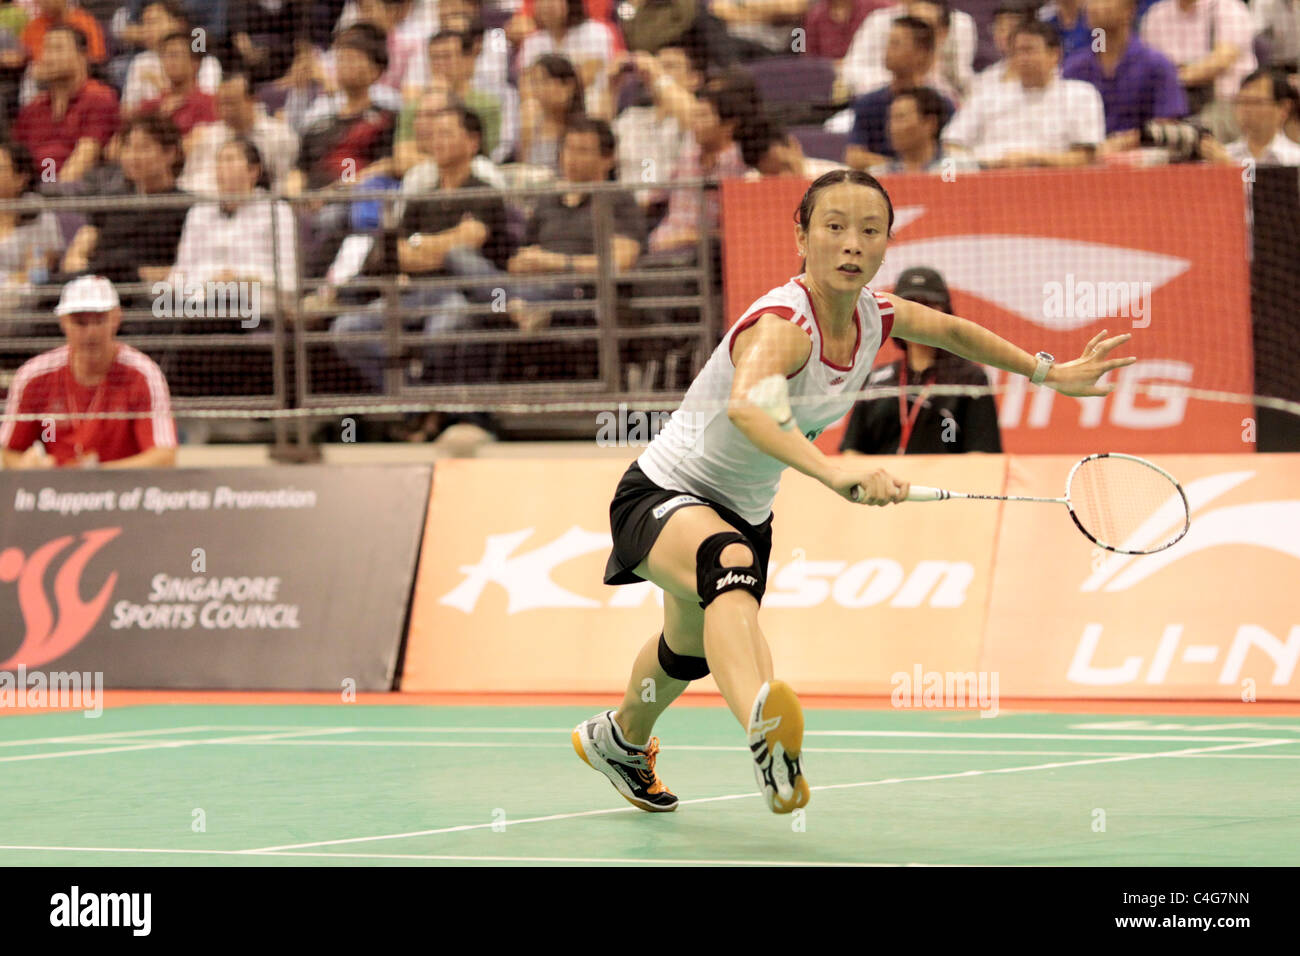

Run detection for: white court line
[[0, 844, 939, 866], [243, 738, 1291, 854], [0, 728, 355, 763], [62, 724, 1299, 743], [0, 726, 217, 748]]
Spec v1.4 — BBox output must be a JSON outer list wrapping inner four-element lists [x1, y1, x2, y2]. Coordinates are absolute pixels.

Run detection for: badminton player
[[573, 169, 1135, 814]]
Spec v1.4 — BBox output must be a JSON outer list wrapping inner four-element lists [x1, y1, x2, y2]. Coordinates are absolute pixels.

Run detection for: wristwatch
[[1030, 351, 1055, 385], [408, 233, 424, 248]]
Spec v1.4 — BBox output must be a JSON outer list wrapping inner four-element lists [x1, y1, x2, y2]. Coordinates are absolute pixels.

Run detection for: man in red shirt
[[12, 25, 118, 185], [140, 30, 218, 138], [1, 276, 178, 469]]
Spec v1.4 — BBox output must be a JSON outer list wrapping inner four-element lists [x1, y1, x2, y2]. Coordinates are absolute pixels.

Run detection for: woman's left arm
[[884, 293, 1137, 397]]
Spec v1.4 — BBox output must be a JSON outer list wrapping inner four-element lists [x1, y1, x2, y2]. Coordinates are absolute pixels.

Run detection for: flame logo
[[0, 528, 120, 669]]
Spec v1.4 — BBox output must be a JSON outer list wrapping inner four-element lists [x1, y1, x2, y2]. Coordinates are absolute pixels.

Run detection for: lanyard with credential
[[896, 361, 935, 455]]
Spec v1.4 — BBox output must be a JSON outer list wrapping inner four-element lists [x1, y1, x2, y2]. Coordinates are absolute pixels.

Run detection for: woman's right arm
[[728, 314, 909, 505]]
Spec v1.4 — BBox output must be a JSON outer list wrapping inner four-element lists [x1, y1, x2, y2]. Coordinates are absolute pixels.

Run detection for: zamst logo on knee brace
[[716, 571, 757, 590]]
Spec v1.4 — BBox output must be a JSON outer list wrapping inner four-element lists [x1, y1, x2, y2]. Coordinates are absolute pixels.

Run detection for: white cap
[[56, 275, 120, 315]]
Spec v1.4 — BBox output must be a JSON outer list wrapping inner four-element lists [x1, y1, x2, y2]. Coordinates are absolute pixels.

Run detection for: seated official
[[840, 267, 1002, 455], [1, 275, 178, 469]]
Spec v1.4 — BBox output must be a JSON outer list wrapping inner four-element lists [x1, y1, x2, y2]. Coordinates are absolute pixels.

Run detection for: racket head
[[1064, 453, 1191, 554]]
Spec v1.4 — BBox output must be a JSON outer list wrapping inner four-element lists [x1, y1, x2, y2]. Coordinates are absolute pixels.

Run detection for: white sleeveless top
[[638, 276, 895, 525]]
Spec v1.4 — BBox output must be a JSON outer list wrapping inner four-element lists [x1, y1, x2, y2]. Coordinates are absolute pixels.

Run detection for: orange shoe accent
[[762, 680, 811, 814], [642, 738, 674, 797], [572, 729, 593, 767]]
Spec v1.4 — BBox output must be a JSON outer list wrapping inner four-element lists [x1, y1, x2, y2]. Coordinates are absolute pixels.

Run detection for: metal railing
[[0, 178, 722, 450]]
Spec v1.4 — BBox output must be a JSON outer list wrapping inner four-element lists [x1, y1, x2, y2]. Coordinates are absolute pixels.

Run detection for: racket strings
[[1067, 456, 1188, 553]]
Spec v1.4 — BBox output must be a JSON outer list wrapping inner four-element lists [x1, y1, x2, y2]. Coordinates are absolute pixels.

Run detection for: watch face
[[1037, 351, 1055, 362]]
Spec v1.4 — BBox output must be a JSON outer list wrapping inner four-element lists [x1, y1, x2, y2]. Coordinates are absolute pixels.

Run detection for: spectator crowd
[[0, 0, 1296, 446]]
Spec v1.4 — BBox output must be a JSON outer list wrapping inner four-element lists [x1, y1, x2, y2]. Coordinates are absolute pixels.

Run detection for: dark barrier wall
[[1252, 168, 1300, 452], [0, 466, 430, 690]]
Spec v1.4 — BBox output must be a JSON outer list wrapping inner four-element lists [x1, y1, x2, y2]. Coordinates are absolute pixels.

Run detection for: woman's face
[[216, 143, 257, 195], [796, 182, 890, 294]]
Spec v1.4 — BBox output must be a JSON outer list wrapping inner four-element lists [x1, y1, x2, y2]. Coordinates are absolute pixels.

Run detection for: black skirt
[[603, 461, 774, 589]]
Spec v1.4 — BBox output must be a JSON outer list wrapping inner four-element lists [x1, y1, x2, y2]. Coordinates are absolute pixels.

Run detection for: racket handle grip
[[850, 484, 948, 502]]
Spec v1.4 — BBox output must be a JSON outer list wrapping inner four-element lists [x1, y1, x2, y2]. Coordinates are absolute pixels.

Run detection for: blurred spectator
[[1064, 0, 1187, 138], [138, 30, 219, 137], [63, 114, 189, 286], [168, 139, 298, 308], [1140, 0, 1257, 141], [227, 0, 311, 86], [1, 275, 177, 470], [417, 29, 518, 163], [841, 0, 976, 99], [356, 0, 433, 99], [0, 138, 61, 322], [644, 82, 750, 259], [288, 22, 395, 197], [803, 0, 889, 61], [179, 71, 299, 195], [12, 25, 118, 187], [390, 79, 507, 181], [609, 47, 698, 207], [117, 0, 229, 54], [407, 0, 512, 97], [518, 52, 585, 171], [620, 0, 736, 69], [1037, 0, 1092, 60], [1253, 0, 1300, 71], [330, 104, 511, 390], [742, 115, 847, 175], [841, 266, 1001, 455], [0, 3, 30, 129], [504, 116, 643, 329], [968, 2, 1031, 100], [844, 17, 955, 169], [518, 0, 619, 105], [122, 1, 221, 116], [21, 0, 106, 66], [1202, 67, 1300, 160], [710, 0, 812, 59], [281, 22, 403, 136], [942, 20, 1104, 166], [509, 0, 621, 49], [870, 85, 975, 171]]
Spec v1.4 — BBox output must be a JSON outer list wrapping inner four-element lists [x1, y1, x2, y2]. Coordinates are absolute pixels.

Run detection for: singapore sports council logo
[[0, 529, 120, 670]]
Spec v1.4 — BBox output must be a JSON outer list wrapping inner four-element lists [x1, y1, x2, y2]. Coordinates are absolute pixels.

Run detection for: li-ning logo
[[0, 529, 120, 670], [716, 571, 757, 590]]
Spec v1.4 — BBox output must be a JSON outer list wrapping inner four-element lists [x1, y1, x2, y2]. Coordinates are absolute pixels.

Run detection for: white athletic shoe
[[572, 710, 678, 812], [748, 680, 811, 814]]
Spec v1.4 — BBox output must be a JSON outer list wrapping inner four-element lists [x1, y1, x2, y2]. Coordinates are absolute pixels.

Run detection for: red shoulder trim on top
[[728, 306, 812, 375], [874, 291, 895, 342]]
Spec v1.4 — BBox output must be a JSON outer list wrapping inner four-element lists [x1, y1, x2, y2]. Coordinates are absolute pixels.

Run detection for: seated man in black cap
[[841, 265, 1003, 455]]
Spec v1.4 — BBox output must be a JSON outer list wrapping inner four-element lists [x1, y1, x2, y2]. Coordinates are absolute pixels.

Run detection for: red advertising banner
[[720, 166, 1254, 455]]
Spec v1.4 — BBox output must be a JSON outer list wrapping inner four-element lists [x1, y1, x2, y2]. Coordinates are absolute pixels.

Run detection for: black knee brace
[[696, 531, 765, 609], [658, 632, 710, 680]]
